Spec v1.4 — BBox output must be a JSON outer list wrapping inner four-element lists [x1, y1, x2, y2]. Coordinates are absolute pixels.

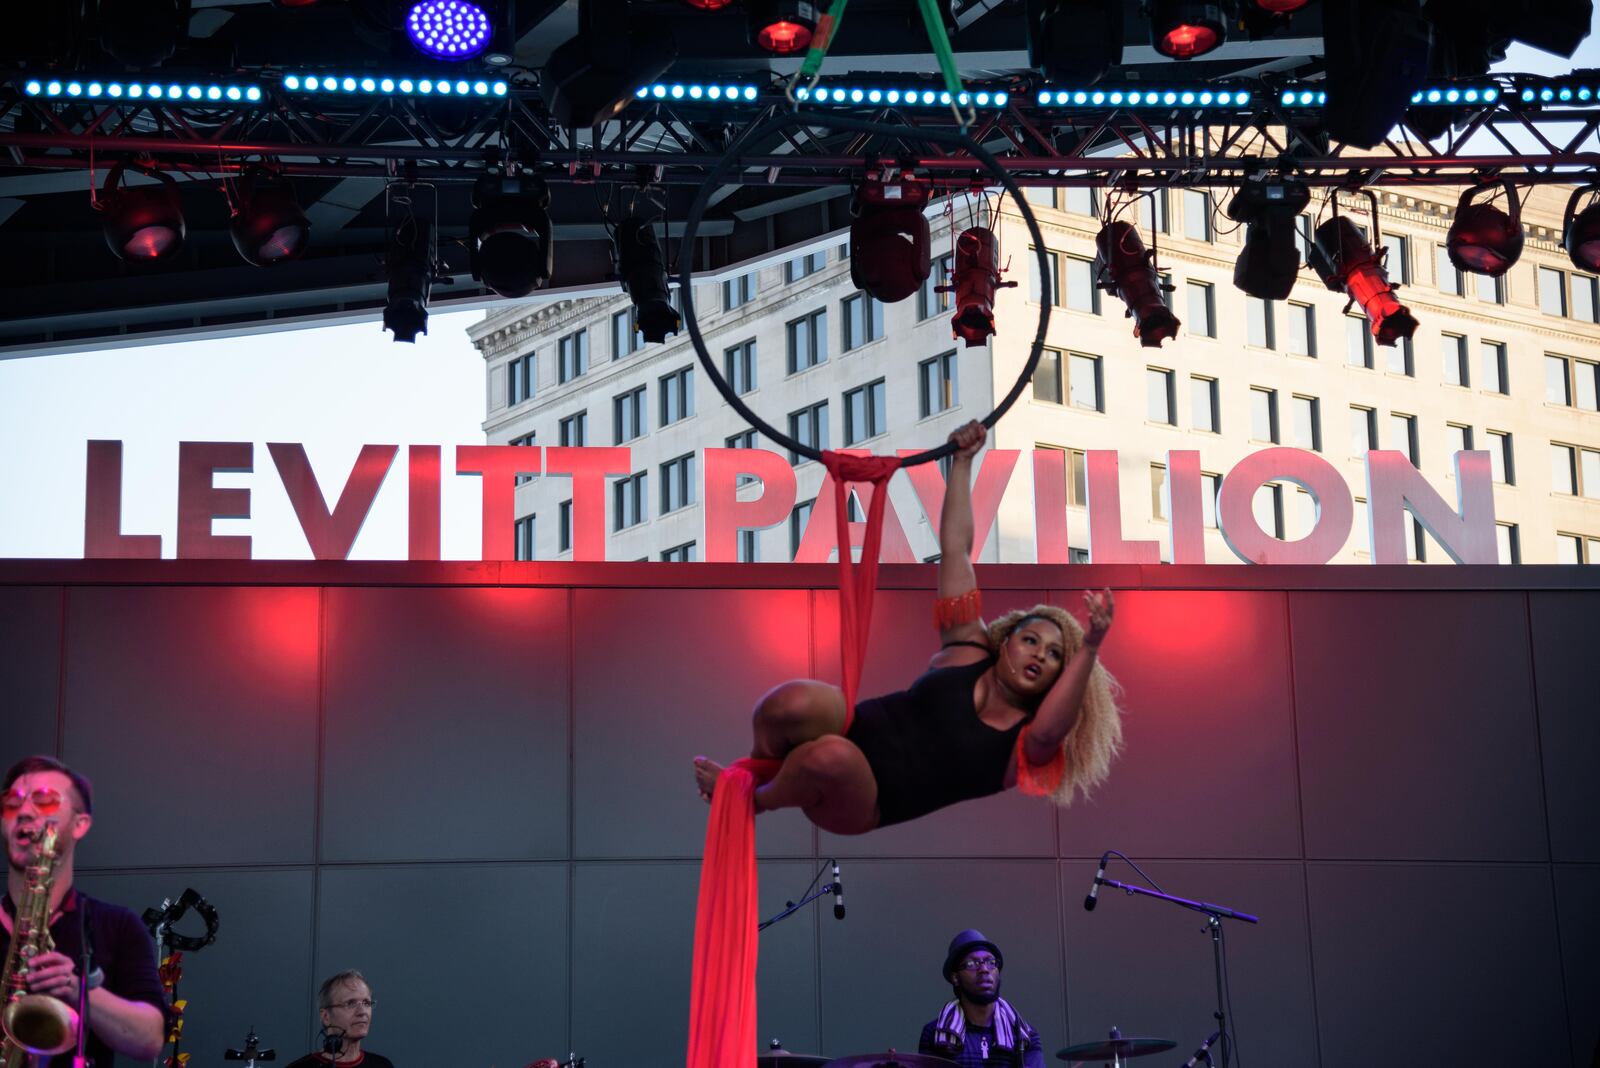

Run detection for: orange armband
[[933, 589, 982, 630], [1015, 725, 1066, 798]]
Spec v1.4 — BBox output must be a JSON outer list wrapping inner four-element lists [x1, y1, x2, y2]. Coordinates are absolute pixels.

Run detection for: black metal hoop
[[676, 112, 1054, 467]]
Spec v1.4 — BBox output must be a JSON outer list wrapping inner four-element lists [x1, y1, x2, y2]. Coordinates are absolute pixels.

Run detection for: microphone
[[831, 862, 845, 920], [320, 1028, 346, 1057], [1083, 852, 1109, 911], [1179, 1031, 1221, 1068]]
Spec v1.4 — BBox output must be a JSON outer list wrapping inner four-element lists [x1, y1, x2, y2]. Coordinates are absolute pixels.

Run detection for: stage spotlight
[[229, 165, 310, 266], [384, 189, 438, 343], [1307, 205, 1417, 348], [1321, 0, 1431, 147], [1446, 179, 1523, 277], [1227, 172, 1311, 300], [99, 0, 189, 67], [99, 160, 186, 262], [469, 173, 553, 298], [1094, 220, 1180, 348], [684, 0, 735, 11], [1563, 184, 1600, 273], [406, 0, 493, 60], [1252, 0, 1308, 10], [941, 226, 1016, 347], [540, 15, 677, 127], [613, 215, 680, 343], [747, 0, 817, 54], [849, 176, 931, 304], [1026, 0, 1122, 84], [1148, 0, 1225, 60]]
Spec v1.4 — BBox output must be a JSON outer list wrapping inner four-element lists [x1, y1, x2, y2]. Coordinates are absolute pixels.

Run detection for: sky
[[0, 36, 1595, 560]]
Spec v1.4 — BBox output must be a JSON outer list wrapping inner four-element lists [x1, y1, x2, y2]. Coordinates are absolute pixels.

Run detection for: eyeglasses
[[959, 958, 999, 973], [1, 789, 63, 816], [327, 998, 375, 1012]]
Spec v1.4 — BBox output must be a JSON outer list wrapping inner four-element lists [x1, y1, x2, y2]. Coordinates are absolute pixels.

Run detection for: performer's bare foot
[[693, 756, 724, 801]]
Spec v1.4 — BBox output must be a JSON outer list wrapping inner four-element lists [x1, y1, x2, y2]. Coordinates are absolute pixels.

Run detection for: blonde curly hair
[[984, 604, 1124, 806]]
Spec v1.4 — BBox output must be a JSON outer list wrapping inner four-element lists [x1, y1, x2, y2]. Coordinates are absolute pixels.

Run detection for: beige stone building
[[471, 181, 1600, 564]]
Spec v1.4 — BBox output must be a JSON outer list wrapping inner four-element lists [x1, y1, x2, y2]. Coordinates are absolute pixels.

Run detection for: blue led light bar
[[281, 73, 508, 97], [1516, 82, 1597, 105], [1408, 85, 1500, 105], [1036, 86, 1248, 108], [634, 83, 763, 103], [20, 77, 262, 103], [630, 83, 1009, 107]]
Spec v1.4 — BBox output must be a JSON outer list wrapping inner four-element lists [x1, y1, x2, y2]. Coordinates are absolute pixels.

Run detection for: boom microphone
[[832, 862, 845, 920], [1083, 853, 1109, 912], [1180, 1031, 1221, 1068]]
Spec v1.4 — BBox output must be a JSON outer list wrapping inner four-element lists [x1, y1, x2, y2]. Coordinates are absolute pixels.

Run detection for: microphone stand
[[74, 897, 92, 1068], [1091, 876, 1258, 1068], [756, 882, 838, 932]]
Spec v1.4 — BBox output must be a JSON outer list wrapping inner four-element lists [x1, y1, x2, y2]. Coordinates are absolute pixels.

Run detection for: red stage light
[[1446, 180, 1523, 278], [748, 0, 817, 54], [230, 165, 310, 267], [941, 226, 1017, 347], [1150, 1, 1224, 59], [849, 175, 931, 304], [757, 19, 811, 53], [1252, 0, 1307, 12], [1093, 220, 1180, 347], [1563, 184, 1600, 273], [683, 0, 736, 10], [1308, 209, 1418, 347], [98, 160, 186, 263], [1159, 23, 1218, 57]]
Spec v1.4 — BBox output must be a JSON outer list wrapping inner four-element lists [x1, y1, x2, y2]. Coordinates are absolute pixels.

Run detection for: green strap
[[915, 0, 973, 127], [788, 0, 851, 104]]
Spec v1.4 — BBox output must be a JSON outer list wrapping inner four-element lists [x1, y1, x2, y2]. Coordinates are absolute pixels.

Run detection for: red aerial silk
[[686, 450, 903, 1068]]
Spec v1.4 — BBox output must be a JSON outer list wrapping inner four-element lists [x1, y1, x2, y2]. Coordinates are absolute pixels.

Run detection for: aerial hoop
[[676, 111, 1054, 467]]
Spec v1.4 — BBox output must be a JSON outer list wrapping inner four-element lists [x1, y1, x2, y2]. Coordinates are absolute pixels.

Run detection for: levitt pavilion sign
[[82, 440, 1499, 565]]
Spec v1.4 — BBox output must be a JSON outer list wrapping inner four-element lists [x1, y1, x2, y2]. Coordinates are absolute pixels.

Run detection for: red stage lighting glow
[[757, 18, 811, 53], [1446, 180, 1522, 278], [1563, 184, 1600, 273], [684, 0, 736, 9], [1308, 210, 1419, 347], [1252, 0, 1307, 12], [1159, 22, 1218, 58], [125, 225, 181, 259], [1093, 220, 1181, 347], [942, 226, 1017, 347], [99, 160, 186, 264]]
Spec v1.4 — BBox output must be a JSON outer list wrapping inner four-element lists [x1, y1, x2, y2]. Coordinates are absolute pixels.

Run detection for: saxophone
[[1, 824, 80, 1068]]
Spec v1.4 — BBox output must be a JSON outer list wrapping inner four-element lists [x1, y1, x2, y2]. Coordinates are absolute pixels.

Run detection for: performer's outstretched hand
[[1083, 588, 1115, 648], [948, 419, 985, 461]]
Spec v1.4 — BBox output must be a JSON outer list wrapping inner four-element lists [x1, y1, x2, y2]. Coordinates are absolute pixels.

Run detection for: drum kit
[[757, 1027, 1181, 1067]]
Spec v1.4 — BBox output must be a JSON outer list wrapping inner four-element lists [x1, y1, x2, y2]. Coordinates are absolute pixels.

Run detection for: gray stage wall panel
[[0, 564, 1593, 1068]]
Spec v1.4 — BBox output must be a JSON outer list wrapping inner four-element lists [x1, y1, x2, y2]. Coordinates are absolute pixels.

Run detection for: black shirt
[[1, 888, 171, 1068], [284, 1052, 397, 1068]]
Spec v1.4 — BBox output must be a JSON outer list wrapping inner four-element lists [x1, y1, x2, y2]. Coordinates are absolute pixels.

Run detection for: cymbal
[[825, 1053, 952, 1068], [758, 1055, 829, 1067], [1057, 1035, 1176, 1061]]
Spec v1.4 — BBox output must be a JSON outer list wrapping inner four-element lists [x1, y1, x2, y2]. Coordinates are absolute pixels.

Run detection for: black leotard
[[845, 648, 1027, 827]]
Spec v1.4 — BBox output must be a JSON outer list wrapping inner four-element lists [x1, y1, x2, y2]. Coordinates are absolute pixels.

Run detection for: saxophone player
[[2, 757, 167, 1067]]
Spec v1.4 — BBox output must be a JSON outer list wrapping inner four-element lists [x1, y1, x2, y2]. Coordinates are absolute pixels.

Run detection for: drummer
[[919, 930, 1045, 1067]]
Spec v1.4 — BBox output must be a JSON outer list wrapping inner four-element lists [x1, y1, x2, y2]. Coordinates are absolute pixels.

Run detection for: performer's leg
[[694, 680, 848, 800], [753, 735, 879, 835]]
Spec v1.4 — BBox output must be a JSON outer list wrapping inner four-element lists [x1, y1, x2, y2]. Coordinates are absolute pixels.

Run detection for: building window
[[1447, 421, 1474, 455], [559, 410, 588, 447], [510, 431, 537, 485], [1183, 189, 1212, 242], [659, 366, 694, 426], [1201, 472, 1221, 528], [1539, 266, 1568, 316], [1253, 483, 1284, 539], [725, 340, 757, 395], [726, 429, 757, 486], [921, 350, 960, 416], [1285, 303, 1315, 357], [737, 529, 758, 563], [1294, 214, 1314, 260], [1247, 297, 1275, 349], [1138, 189, 1170, 234], [1022, 186, 1055, 210], [1476, 272, 1506, 305], [1480, 341, 1508, 395], [1150, 463, 1169, 520], [612, 308, 640, 359], [1382, 233, 1410, 283], [1389, 412, 1419, 466], [1496, 523, 1520, 564], [723, 272, 756, 310], [507, 353, 537, 406], [613, 386, 646, 444], [919, 254, 955, 319], [1064, 187, 1099, 216], [1552, 442, 1600, 498], [790, 498, 815, 558], [1350, 405, 1377, 455], [1033, 349, 1062, 405], [1442, 333, 1470, 387], [1187, 281, 1215, 337], [1146, 367, 1175, 425], [1435, 244, 1461, 296], [843, 378, 887, 444], [1555, 533, 1600, 564], [1292, 395, 1321, 451], [1028, 247, 1060, 305], [514, 514, 535, 561], [841, 292, 885, 351], [1069, 352, 1104, 412], [1250, 387, 1280, 443], [660, 453, 695, 513], [1345, 315, 1374, 369], [661, 541, 697, 563], [1547, 353, 1600, 410], [1064, 255, 1099, 313], [1573, 274, 1599, 323], [1487, 429, 1515, 484], [1386, 336, 1414, 377], [558, 499, 573, 553], [614, 471, 647, 530], [785, 252, 826, 283], [1191, 375, 1219, 433], [558, 329, 588, 383], [786, 309, 829, 373], [787, 402, 829, 463]]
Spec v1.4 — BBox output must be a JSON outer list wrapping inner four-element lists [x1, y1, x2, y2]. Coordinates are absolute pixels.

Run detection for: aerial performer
[[686, 420, 1124, 1068]]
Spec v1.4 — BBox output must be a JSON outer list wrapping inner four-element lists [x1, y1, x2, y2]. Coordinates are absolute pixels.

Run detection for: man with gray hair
[[283, 970, 395, 1068]]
